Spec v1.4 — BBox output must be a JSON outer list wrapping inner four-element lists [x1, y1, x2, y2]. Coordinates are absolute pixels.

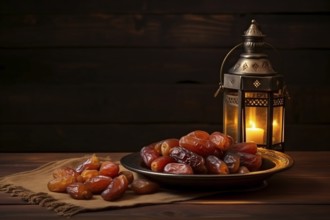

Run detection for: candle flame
[[249, 121, 256, 129], [273, 120, 278, 127]]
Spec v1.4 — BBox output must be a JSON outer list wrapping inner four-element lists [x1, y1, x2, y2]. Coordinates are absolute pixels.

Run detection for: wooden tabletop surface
[[0, 151, 329, 220]]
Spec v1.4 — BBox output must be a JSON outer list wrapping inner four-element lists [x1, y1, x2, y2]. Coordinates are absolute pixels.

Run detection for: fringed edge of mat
[[0, 183, 84, 217]]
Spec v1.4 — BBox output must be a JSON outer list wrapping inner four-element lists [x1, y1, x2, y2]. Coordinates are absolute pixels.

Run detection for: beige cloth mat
[[0, 155, 215, 217]]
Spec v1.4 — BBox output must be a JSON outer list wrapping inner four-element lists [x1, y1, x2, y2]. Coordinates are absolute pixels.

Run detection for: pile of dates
[[140, 130, 262, 175], [47, 154, 159, 200]]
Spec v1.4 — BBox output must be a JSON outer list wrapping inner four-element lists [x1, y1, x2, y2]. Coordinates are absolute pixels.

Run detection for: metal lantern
[[214, 20, 286, 151]]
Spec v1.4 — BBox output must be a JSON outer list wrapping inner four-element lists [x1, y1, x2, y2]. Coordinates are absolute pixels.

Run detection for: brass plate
[[121, 148, 294, 190]]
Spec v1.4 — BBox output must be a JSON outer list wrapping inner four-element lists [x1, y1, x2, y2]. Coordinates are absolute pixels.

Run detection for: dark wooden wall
[[1, 0, 329, 152]]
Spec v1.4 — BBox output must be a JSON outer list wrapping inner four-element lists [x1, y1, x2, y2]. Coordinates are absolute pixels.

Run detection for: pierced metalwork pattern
[[273, 97, 284, 106], [253, 80, 261, 88], [245, 97, 284, 107], [226, 95, 239, 105], [245, 98, 268, 107], [226, 95, 284, 107]]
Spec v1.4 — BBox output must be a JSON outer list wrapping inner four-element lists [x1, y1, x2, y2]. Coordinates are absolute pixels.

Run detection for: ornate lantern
[[214, 20, 286, 151]]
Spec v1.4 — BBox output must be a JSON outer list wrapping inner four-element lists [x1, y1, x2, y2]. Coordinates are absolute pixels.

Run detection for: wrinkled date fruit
[[66, 182, 93, 200], [205, 155, 229, 175], [169, 146, 207, 173], [187, 130, 210, 139], [101, 175, 129, 201], [223, 152, 240, 173], [151, 156, 175, 172], [229, 142, 258, 154], [47, 176, 77, 192], [52, 167, 79, 179], [238, 166, 250, 174], [99, 161, 119, 178], [84, 175, 112, 194], [179, 131, 217, 157], [160, 138, 180, 156], [140, 146, 160, 168], [152, 141, 163, 155], [237, 152, 262, 171], [75, 154, 101, 174], [209, 131, 233, 151], [80, 169, 99, 182], [130, 179, 160, 195], [118, 170, 134, 184], [163, 163, 194, 175]]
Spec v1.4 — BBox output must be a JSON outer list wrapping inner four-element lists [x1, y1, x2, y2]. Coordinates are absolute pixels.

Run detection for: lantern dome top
[[214, 19, 284, 98], [244, 19, 265, 37], [228, 19, 276, 75]]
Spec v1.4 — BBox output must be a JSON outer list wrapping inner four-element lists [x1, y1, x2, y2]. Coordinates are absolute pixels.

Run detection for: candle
[[246, 122, 264, 144]]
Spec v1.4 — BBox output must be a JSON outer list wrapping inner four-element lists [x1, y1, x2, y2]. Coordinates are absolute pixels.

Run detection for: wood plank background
[[0, 0, 329, 152]]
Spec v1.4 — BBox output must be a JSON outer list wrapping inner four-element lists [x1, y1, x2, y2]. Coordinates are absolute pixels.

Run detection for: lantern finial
[[244, 20, 265, 37]]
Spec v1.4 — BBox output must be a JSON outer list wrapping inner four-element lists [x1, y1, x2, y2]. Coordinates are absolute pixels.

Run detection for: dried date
[[75, 154, 101, 174], [209, 131, 233, 151], [152, 141, 163, 155], [187, 130, 210, 139], [140, 145, 160, 168], [169, 146, 207, 174], [238, 166, 250, 174], [66, 182, 93, 200], [47, 176, 77, 192], [52, 167, 79, 179], [80, 169, 99, 182], [229, 142, 258, 154], [236, 152, 262, 171], [205, 155, 229, 175], [163, 163, 194, 174], [160, 138, 180, 156], [99, 161, 119, 178], [179, 131, 217, 157], [151, 156, 175, 172], [84, 175, 112, 194], [118, 170, 134, 184], [223, 152, 240, 173], [130, 179, 160, 195], [101, 175, 129, 201]]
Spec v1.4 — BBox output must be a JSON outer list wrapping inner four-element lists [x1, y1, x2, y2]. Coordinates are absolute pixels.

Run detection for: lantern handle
[[264, 42, 290, 99], [214, 42, 243, 97], [264, 42, 282, 73]]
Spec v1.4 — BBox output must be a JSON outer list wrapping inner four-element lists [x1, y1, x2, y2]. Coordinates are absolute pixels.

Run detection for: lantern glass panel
[[244, 92, 268, 145], [272, 105, 284, 144], [224, 91, 239, 141], [245, 98, 267, 145]]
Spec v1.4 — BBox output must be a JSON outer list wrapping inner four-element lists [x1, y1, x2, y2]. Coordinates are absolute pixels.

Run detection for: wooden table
[[0, 152, 329, 219]]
